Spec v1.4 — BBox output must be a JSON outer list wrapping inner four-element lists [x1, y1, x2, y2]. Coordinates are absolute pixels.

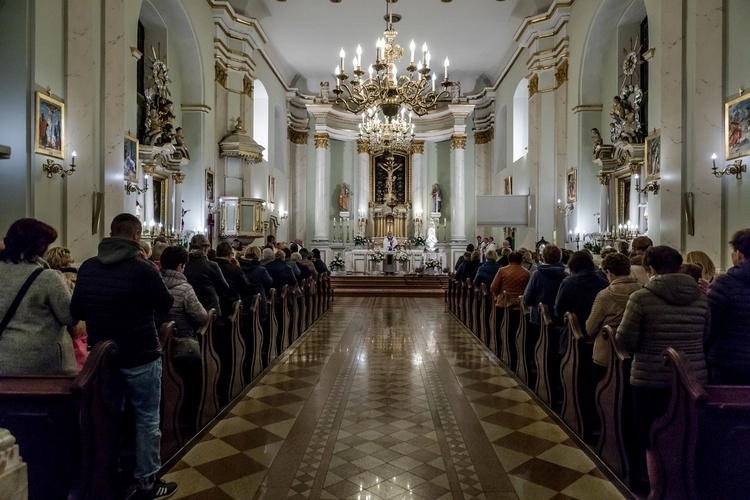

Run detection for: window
[[513, 79, 529, 162], [253, 80, 269, 161]]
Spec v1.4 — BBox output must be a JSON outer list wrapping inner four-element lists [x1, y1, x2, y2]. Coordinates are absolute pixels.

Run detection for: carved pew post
[[227, 301, 246, 402], [516, 297, 539, 387], [595, 326, 633, 487], [196, 309, 220, 431], [560, 312, 596, 442], [448, 275, 456, 314], [266, 289, 279, 364], [243, 294, 265, 381], [324, 272, 332, 311], [488, 294, 498, 354], [275, 285, 291, 355], [157, 322, 185, 462], [479, 284, 491, 346], [292, 283, 303, 342], [500, 292, 521, 370], [472, 284, 482, 337], [459, 279, 468, 325], [466, 279, 475, 332], [299, 279, 309, 334], [316, 275, 324, 319], [534, 304, 562, 411]]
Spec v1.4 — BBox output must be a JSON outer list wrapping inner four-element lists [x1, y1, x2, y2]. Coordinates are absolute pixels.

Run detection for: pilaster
[[313, 133, 330, 241]]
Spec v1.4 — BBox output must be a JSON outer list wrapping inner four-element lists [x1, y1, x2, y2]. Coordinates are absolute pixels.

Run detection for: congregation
[[449, 229, 750, 496]]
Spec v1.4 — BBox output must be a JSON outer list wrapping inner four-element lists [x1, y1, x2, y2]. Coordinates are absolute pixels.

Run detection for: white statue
[[426, 220, 438, 249]]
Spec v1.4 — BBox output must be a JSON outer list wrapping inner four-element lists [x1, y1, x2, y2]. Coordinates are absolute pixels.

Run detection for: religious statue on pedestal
[[426, 220, 438, 250], [431, 183, 443, 213], [339, 183, 350, 211]]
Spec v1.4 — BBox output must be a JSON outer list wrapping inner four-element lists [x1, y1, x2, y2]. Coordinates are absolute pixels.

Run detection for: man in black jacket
[[71, 213, 177, 499], [184, 234, 237, 316], [215, 241, 252, 314], [266, 249, 298, 293]]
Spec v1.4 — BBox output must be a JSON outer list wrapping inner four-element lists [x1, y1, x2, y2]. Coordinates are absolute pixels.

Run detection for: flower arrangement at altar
[[330, 253, 346, 271], [394, 249, 409, 262], [354, 235, 367, 246], [369, 248, 386, 262], [424, 257, 442, 269], [410, 235, 426, 247]]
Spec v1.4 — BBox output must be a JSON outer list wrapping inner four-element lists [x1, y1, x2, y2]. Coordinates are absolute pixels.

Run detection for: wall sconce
[[280, 210, 288, 220], [638, 180, 660, 195], [125, 175, 148, 196], [261, 201, 267, 212], [557, 198, 574, 215], [712, 153, 746, 180], [43, 151, 76, 178]]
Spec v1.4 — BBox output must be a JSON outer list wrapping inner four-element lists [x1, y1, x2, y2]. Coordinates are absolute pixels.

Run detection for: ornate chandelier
[[333, 0, 455, 119], [359, 105, 414, 154]]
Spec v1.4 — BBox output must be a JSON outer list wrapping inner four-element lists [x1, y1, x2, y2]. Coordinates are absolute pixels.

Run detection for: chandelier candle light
[[333, 0, 455, 119]]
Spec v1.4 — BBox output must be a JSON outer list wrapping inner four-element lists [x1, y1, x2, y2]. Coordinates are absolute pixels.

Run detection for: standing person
[[474, 250, 501, 288], [71, 213, 177, 499], [616, 245, 709, 495], [523, 244, 567, 326], [214, 242, 253, 313], [707, 229, 750, 384], [554, 251, 608, 338], [239, 246, 273, 321], [0, 219, 78, 376], [629, 236, 653, 285], [685, 250, 717, 291], [311, 248, 330, 275], [184, 234, 236, 317]]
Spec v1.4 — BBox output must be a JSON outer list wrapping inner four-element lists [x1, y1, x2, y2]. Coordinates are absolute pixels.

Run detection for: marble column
[[172, 172, 184, 236], [65, 0, 98, 258], [474, 129, 493, 236], [451, 134, 467, 242], [101, 0, 126, 234], [289, 127, 309, 241], [411, 141, 425, 235], [313, 133, 330, 241], [357, 139, 369, 218]]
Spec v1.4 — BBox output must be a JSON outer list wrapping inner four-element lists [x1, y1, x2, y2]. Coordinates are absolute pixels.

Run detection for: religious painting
[[504, 176, 513, 195], [35, 92, 65, 159], [616, 172, 632, 229], [205, 169, 215, 202], [645, 129, 661, 183], [151, 172, 169, 228], [566, 168, 577, 203], [124, 134, 139, 183], [725, 92, 750, 160], [268, 175, 276, 204], [370, 153, 410, 205]]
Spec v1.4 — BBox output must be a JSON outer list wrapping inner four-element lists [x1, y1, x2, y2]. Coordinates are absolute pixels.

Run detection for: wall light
[[43, 151, 76, 178], [712, 153, 746, 180]]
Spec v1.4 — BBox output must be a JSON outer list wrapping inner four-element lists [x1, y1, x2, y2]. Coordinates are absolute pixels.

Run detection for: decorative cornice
[[288, 127, 308, 145], [181, 104, 212, 113], [555, 59, 569, 87], [528, 74, 539, 98], [356, 139, 369, 154], [451, 134, 467, 150], [172, 171, 186, 184], [572, 104, 603, 114], [215, 62, 227, 88], [314, 133, 329, 149], [411, 140, 425, 155], [474, 128, 494, 145]]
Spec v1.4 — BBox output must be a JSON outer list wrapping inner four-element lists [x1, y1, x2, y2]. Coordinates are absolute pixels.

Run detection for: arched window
[[513, 78, 529, 162], [253, 80, 269, 161]]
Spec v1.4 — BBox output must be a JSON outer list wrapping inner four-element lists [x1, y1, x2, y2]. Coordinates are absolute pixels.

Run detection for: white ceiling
[[231, 0, 555, 95]]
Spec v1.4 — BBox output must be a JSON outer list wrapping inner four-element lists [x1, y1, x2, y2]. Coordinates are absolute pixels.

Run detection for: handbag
[[172, 336, 201, 361], [0, 268, 44, 338]]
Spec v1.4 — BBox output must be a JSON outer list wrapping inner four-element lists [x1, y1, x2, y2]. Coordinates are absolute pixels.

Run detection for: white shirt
[[383, 236, 398, 251]]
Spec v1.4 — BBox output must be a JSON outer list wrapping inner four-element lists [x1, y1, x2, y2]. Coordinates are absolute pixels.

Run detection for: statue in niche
[[319, 82, 330, 104], [426, 219, 438, 248], [339, 183, 350, 211], [173, 127, 190, 160], [431, 183, 443, 213], [591, 128, 603, 154]]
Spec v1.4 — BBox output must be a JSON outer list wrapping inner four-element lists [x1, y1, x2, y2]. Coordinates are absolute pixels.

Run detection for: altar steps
[[329, 274, 449, 297]]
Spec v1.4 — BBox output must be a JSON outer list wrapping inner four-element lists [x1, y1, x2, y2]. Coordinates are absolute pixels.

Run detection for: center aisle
[[163, 297, 626, 499]]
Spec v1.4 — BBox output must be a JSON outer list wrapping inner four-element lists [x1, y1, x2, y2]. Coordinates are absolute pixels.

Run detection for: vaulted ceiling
[[229, 0, 555, 95]]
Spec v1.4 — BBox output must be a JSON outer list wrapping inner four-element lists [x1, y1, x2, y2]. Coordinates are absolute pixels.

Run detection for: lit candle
[[425, 51, 431, 69], [356, 44, 362, 67], [444, 58, 449, 80], [409, 40, 415, 64], [431, 73, 436, 92], [712, 153, 717, 169], [335, 65, 340, 77], [421, 42, 428, 66], [339, 48, 345, 73]]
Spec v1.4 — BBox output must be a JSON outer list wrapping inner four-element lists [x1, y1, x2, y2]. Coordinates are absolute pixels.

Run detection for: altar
[[345, 249, 445, 275]]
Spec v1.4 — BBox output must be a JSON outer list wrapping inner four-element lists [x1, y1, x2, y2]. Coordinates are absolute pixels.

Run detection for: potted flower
[[424, 257, 442, 275], [411, 235, 426, 247], [354, 234, 367, 246], [394, 249, 409, 275], [369, 248, 385, 275], [329, 253, 346, 275]]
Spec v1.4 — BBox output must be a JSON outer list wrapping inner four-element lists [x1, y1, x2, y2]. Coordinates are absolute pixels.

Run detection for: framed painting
[[645, 129, 661, 182], [35, 92, 65, 159], [566, 168, 577, 203], [725, 92, 750, 160], [504, 176, 513, 195], [268, 175, 276, 204], [205, 169, 215, 202], [615, 171, 632, 229], [124, 134, 139, 183], [151, 172, 170, 228]]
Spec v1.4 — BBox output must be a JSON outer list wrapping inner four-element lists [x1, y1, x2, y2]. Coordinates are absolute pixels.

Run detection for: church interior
[[1, 0, 749, 498]]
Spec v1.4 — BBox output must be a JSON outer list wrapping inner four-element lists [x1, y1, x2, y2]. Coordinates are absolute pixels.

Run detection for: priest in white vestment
[[383, 231, 398, 273]]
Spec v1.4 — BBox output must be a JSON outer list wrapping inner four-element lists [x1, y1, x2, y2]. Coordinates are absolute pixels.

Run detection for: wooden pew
[[310, 278, 319, 325], [275, 285, 292, 355], [226, 301, 246, 402], [560, 312, 597, 443], [479, 284, 491, 346], [158, 322, 185, 462], [488, 298, 498, 355], [499, 292, 521, 370], [323, 272, 332, 312], [515, 297, 539, 388], [648, 348, 750, 500], [196, 308, 220, 431], [448, 275, 456, 314], [266, 289, 279, 364], [306, 278, 315, 330], [466, 279, 475, 333], [242, 294, 265, 381], [295, 279, 306, 341], [460, 279, 469, 326], [471, 284, 482, 338], [316, 275, 324, 319], [533, 304, 562, 411], [213, 301, 245, 407], [298, 278, 309, 335], [595, 326, 634, 488]]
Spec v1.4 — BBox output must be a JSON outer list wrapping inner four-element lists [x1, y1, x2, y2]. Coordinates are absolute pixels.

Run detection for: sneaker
[[139, 479, 177, 500]]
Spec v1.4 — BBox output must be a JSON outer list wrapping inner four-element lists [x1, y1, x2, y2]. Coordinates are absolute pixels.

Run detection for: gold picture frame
[[725, 92, 750, 161], [205, 169, 215, 202], [151, 172, 170, 228], [124, 134, 139, 183], [35, 92, 65, 159], [645, 129, 661, 183], [566, 168, 577, 203], [504, 176, 513, 195]]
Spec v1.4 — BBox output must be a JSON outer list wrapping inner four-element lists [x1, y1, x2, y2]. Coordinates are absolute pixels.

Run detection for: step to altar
[[330, 274, 449, 297]]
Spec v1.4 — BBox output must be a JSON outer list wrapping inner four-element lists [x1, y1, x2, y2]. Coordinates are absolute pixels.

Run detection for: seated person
[[498, 247, 512, 267], [214, 242, 253, 314], [239, 246, 272, 321], [291, 252, 311, 283], [299, 248, 319, 282], [184, 235, 237, 316], [454, 244, 475, 271], [491, 251, 531, 308], [586, 253, 642, 381], [312, 248, 330, 275], [456, 250, 481, 283], [0, 219, 78, 376], [266, 249, 298, 294], [259, 247, 274, 266], [282, 247, 301, 279], [523, 244, 567, 326], [474, 250, 501, 288]]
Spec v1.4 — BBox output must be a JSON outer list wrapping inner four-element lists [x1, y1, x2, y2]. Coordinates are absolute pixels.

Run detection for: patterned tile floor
[[163, 297, 628, 499]]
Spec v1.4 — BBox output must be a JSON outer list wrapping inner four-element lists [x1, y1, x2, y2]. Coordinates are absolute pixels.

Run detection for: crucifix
[[378, 154, 402, 200]]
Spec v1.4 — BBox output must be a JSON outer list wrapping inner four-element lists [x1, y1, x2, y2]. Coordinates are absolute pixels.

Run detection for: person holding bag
[[0, 218, 78, 376]]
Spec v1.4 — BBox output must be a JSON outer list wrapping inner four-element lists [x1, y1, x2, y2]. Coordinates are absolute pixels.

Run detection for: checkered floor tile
[[163, 297, 627, 499]]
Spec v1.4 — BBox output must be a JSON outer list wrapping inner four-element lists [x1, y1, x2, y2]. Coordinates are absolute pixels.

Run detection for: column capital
[[357, 138, 369, 154], [172, 171, 186, 184], [314, 133, 329, 149], [555, 59, 568, 88], [411, 140, 425, 155], [474, 128, 494, 145], [288, 127, 309, 145], [451, 134, 467, 150]]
